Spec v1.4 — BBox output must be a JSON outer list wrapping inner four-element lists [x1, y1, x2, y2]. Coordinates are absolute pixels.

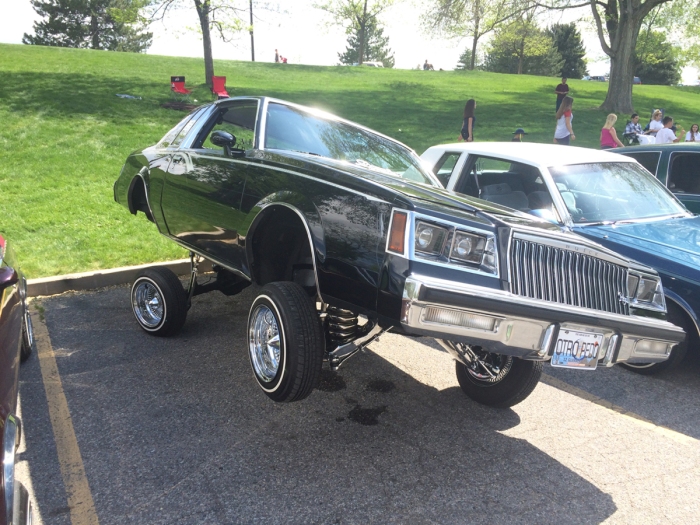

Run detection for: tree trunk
[[194, 0, 214, 87], [600, 20, 640, 113], [90, 12, 99, 49], [249, 0, 255, 61], [358, 0, 368, 64], [469, 4, 481, 70], [470, 35, 479, 70]]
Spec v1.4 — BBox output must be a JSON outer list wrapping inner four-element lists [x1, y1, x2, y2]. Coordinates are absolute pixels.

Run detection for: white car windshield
[[264, 102, 437, 186], [548, 162, 687, 224]]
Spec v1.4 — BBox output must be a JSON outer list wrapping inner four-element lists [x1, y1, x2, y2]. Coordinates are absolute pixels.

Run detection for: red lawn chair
[[211, 75, 229, 99], [170, 76, 192, 100]]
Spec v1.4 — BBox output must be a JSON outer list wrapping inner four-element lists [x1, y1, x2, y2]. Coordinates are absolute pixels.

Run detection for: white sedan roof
[[423, 142, 634, 169]]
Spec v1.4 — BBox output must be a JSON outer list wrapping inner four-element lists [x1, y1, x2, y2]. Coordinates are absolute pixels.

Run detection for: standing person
[[459, 99, 476, 142], [645, 109, 663, 136], [685, 124, 700, 142], [512, 128, 527, 142], [656, 116, 683, 144], [554, 77, 569, 111], [600, 114, 625, 149], [275, 49, 279, 63], [553, 96, 575, 145]]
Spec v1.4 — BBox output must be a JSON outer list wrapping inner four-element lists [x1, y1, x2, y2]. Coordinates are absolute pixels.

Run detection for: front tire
[[131, 267, 188, 337], [247, 282, 324, 402], [621, 303, 691, 375], [455, 353, 543, 408]]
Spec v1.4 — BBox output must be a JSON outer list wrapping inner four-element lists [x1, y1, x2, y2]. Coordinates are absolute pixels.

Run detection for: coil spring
[[326, 306, 358, 346]]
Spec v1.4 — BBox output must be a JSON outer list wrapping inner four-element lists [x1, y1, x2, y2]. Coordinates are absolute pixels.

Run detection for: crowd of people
[[457, 76, 697, 149]]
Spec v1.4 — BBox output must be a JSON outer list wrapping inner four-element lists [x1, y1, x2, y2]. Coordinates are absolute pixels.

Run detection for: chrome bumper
[[401, 275, 686, 366]]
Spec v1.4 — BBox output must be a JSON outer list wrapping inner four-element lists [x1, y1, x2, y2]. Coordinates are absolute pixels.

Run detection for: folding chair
[[171, 76, 192, 101], [211, 75, 229, 99]]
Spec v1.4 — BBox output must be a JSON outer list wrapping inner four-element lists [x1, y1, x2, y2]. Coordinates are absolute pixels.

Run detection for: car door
[[666, 151, 700, 213], [161, 99, 259, 268]]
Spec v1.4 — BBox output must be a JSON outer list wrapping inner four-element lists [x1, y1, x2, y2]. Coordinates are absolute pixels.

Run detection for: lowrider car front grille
[[509, 238, 629, 315]]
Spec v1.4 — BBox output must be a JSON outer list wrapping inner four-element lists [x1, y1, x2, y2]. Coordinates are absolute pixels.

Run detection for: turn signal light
[[388, 211, 408, 254]]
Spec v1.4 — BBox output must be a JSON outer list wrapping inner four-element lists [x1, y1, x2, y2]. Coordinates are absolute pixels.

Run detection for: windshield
[[548, 162, 687, 224], [264, 102, 437, 186]]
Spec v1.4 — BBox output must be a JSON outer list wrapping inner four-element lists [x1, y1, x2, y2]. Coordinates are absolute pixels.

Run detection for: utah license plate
[[550, 329, 604, 370]]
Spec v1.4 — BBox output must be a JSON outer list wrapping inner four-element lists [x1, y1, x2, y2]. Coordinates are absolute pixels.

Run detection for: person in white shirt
[[685, 123, 700, 142], [656, 116, 682, 144], [646, 109, 664, 136]]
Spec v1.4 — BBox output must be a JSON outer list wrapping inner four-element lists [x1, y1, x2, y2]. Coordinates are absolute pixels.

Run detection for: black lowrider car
[[0, 235, 33, 525], [114, 97, 684, 408]]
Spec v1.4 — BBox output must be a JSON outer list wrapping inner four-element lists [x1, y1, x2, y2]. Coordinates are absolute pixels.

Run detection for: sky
[[1, 0, 696, 81]]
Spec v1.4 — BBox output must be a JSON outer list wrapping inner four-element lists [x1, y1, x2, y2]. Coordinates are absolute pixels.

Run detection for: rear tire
[[131, 267, 188, 337], [621, 303, 691, 375], [247, 282, 324, 402], [455, 354, 543, 408]]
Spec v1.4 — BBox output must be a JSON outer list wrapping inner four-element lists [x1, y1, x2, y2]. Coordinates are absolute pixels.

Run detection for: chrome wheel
[[249, 304, 281, 382], [132, 280, 164, 329], [23, 309, 33, 349], [464, 347, 513, 384]]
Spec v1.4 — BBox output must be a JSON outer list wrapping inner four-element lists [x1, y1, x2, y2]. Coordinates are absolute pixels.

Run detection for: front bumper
[[401, 275, 686, 366]]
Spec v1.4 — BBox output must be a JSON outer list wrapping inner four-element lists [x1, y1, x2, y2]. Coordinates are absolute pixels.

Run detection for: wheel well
[[128, 176, 153, 221], [249, 206, 316, 294], [666, 297, 700, 348]]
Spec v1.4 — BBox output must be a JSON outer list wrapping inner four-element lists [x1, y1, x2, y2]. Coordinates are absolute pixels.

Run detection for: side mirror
[[0, 266, 18, 291], [210, 130, 237, 156], [530, 208, 559, 224]]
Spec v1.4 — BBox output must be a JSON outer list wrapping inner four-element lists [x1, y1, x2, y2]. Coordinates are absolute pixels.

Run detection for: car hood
[[575, 216, 700, 271]]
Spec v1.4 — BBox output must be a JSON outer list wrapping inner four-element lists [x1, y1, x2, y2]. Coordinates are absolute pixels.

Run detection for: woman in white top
[[646, 109, 663, 136], [553, 96, 575, 145], [685, 123, 700, 142]]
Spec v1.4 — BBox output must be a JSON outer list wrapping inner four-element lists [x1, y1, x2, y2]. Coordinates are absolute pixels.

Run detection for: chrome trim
[[3, 414, 20, 525], [401, 275, 683, 364], [386, 209, 499, 278], [169, 239, 252, 282]]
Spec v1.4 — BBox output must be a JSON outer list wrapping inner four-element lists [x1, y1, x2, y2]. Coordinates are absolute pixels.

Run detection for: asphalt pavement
[[14, 282, 700, 525]]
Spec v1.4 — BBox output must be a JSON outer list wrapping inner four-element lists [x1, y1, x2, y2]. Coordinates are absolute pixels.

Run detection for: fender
[[246, 193, 325, 299]]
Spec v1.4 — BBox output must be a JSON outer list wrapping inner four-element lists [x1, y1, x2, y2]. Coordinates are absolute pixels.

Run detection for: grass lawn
[[2, 43, 699, 277]]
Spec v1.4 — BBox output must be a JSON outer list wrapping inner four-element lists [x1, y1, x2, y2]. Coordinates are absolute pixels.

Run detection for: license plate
[[550, 329, 604, 370]]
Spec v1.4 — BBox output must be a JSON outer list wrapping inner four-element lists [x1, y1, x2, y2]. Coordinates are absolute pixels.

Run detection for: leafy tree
[[483, 17, 563, 76], [338, 15, 394, 67], [316, 0, 395, 65], [22, 0, 152, 52], [455, 47, 482, 70], [634, 31, 681, 85], [422, 0, 530, 70], [546, 22, 587, 79]]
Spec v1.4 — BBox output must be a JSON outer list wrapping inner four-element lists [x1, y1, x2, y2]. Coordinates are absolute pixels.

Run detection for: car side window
[[432, 152, 461, 187], [623, 152, 661, 175], [195, 101, 259, 153], [454, 156, 544, 213], [668, 153, 700, 194]]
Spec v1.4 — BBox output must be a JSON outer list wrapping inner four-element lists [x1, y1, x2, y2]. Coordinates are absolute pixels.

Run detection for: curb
[[27, 259, 213, 297]]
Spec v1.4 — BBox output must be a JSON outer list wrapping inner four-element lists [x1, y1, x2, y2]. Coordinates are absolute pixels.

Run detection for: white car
[[421, 142, 700, 375]]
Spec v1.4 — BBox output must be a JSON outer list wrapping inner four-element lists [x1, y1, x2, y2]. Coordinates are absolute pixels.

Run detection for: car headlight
[[387, 210, 499, 276], [627, 272, 665, 311]]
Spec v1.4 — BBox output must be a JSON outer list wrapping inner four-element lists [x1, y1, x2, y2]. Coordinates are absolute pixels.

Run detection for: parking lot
[[14, 283, 700, 524]]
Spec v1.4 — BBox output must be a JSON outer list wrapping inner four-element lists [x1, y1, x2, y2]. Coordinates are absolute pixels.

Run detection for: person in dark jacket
[[459, 99, 476, 142]]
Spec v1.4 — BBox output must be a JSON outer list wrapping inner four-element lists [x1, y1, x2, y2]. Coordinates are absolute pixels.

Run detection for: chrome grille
[[509, 238, 629, 315]]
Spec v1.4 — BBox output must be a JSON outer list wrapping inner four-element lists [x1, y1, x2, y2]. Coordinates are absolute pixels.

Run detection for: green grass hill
[[2, 43, 699, 277]]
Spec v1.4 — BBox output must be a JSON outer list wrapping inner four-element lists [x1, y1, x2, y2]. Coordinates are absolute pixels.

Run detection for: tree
[[635, 31, 681, 85], [145, 0, 247, 86], [483, 16, 563, 76], [456, 47, 482, 69], [423, 0, 530, 70], [315, 0, 395, 65], [22, 0, 152, 52], [338, 15, 394, 67], [546, 22, 587, 78]]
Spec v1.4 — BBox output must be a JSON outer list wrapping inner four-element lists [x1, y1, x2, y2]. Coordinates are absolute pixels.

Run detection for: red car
[[0, 234, 33, 525]]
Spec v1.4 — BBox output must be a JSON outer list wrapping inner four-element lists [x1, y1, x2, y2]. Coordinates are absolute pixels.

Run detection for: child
[[656, 116, 683, 144]]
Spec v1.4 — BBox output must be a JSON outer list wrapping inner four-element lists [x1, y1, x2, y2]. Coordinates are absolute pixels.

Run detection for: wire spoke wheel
[[133, 281, 164, 328], [249, 305, 282, 382]]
